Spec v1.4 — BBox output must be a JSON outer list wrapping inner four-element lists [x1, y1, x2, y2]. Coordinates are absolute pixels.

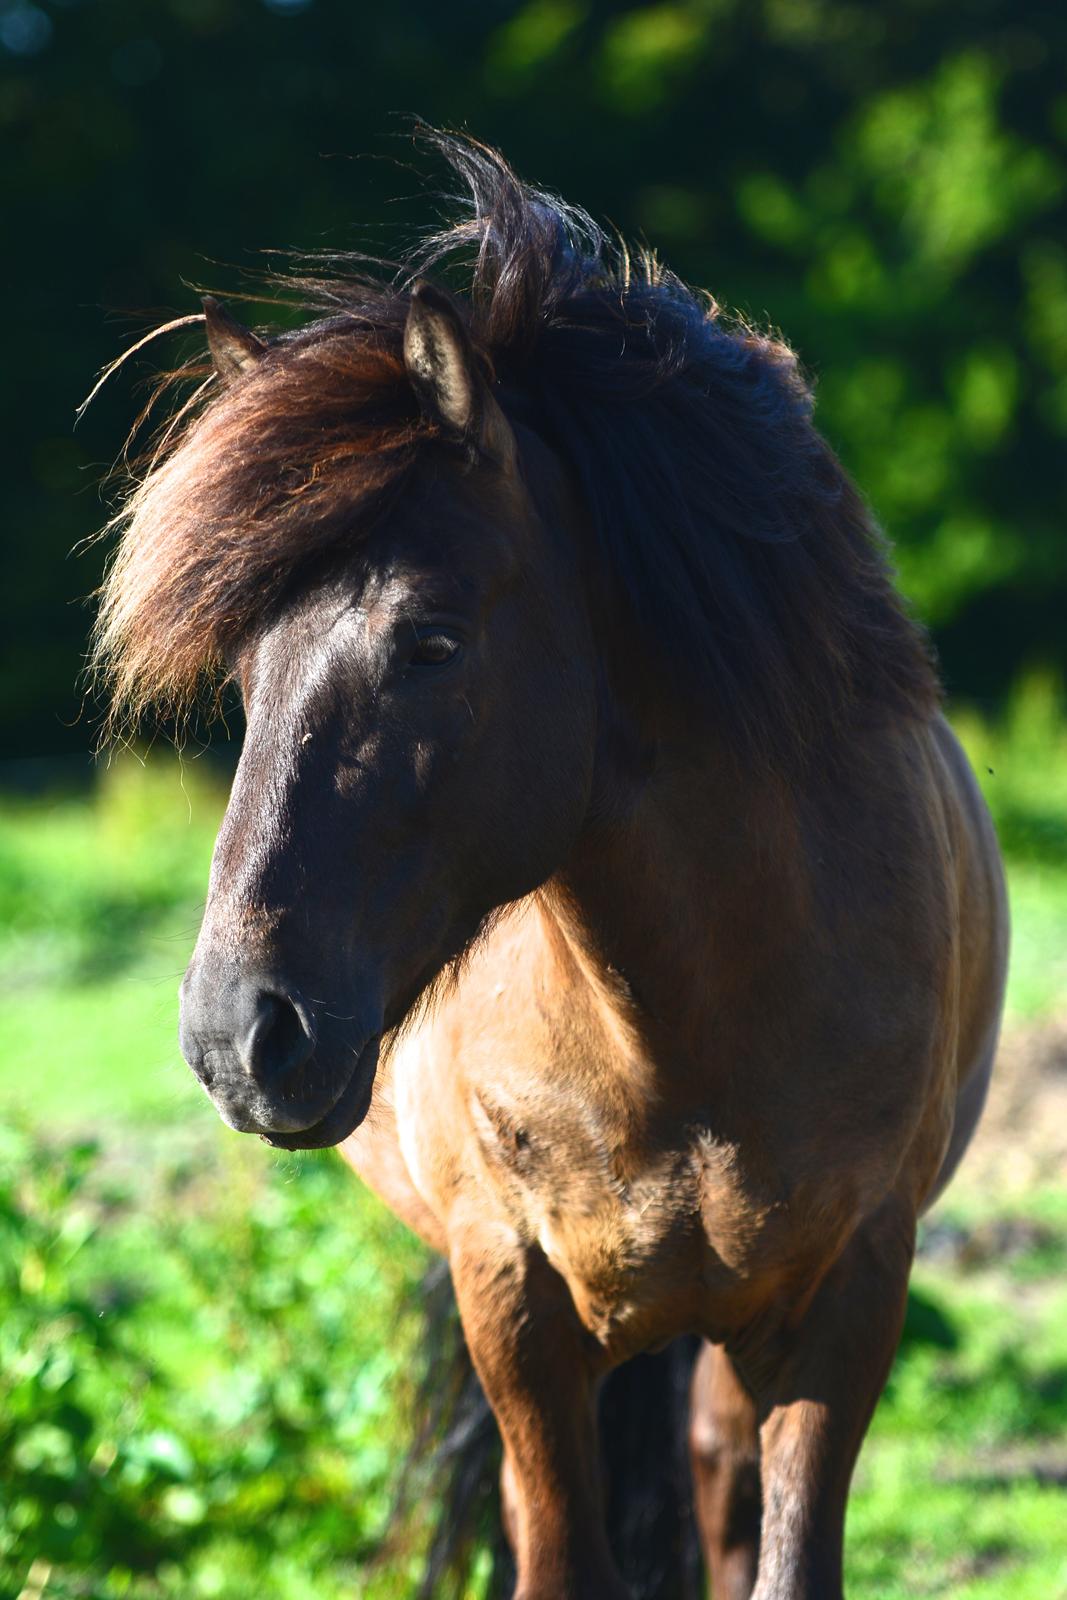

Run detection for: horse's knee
[[689, 1406, 760, 1520], [690, 1346, 761, 1597], [499, 1452, 520, 1555], [690, 1344, 759, 1467], [690, 1412, 758, 1476]]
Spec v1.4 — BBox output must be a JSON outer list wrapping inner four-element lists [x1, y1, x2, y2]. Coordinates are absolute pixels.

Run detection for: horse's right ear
[[202, 296, 266, 384], [403, 281, 513, 463]]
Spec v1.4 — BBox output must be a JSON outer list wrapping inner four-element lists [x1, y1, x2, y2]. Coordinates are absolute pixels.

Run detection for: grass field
[[2, 688, 1066, 1598]]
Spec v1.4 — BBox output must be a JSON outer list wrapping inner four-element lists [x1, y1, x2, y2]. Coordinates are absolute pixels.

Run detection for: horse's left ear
[[202, 296, 266, 384], [403, 281, 513, 463]]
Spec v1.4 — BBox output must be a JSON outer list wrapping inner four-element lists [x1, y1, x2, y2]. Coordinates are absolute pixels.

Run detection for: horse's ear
[[202, 296, 266, 384], [403, 281, 481, 435], [403, 281, 512, 461]]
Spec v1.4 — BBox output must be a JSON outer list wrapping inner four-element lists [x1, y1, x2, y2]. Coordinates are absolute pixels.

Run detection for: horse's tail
[[600, 1334, 705, 1600], [390, 1258, 514, 1600], [393, 1260, 704, 1600]]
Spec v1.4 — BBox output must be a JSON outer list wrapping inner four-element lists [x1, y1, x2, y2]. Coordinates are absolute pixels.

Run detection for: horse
[[93, 131, 1008, 1599]]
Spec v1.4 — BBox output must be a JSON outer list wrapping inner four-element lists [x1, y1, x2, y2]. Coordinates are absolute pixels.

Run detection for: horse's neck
[[544, 738, 806, 1080]]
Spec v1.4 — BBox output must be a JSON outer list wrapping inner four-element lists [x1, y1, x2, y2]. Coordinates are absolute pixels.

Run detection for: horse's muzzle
[[179, 962, 380, 1147]]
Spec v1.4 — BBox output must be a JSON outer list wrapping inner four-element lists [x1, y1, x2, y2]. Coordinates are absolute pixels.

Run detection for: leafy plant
[[0, 1125, 429, 1600]]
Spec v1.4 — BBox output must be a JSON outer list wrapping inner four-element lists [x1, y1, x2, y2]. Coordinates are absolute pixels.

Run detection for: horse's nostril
[[241, 991, 314, 1090]]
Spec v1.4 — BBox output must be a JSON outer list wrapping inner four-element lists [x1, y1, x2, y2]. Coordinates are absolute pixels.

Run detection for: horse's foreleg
[[449, 1221, 629, 1600], [690, 1342, 761, 1599], [741, 1200, 915, 1600]]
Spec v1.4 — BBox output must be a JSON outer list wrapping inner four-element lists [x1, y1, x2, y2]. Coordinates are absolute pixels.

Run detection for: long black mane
[[411, 132, 938, 768], [96, 129, 939, 772]]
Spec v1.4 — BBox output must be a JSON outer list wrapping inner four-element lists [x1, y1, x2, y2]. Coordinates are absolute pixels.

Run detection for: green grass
[[848, 1222, 1067, 1599], [1, 685, 1066, 1597], [953, 671, 1067, 1020], [0, 757, 217, 1125]]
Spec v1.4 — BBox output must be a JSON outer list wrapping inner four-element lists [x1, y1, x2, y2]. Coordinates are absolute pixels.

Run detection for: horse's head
[[176, 289, 598, 1145], [98, 136, 938, 1148]]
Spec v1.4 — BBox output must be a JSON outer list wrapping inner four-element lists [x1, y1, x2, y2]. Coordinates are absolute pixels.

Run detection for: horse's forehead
[[315, 485, 525, 617], [387, 447, 543, 569], [275, 541, 487, 641], [240, 460, 533, 715], [247, 595, 357, 723], [242, 555, 463, 711]]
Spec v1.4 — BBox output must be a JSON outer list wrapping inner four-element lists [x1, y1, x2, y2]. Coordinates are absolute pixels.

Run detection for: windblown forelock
[[92, 320, 433, 738]]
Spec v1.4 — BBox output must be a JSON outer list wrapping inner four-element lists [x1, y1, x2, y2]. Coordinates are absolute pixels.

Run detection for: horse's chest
[[533, 1171, 702, 1350], [468, 1086, 713, 1349], [390, 930, 804, 1350]]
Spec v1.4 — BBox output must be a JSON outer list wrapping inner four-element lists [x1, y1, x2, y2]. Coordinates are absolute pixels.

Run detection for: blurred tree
[[2, 0, 1064, 756]]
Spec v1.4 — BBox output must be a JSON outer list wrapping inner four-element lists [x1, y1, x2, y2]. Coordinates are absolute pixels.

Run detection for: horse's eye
[[409, 631, 461, 668]]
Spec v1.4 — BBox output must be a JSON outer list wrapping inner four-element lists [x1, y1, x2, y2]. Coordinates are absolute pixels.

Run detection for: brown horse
[[94, 133, 1008, 1599]]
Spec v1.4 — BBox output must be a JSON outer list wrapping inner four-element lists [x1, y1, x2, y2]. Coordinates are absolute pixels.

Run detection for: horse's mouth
[[260, 1034, 381, 1151]]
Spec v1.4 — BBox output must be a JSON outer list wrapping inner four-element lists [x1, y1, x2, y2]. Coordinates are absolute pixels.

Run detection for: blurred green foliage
[[0, 757, 217, 990], [0, 1123, 433, 1599], [0, 756, 220, 1123], [954, 671, 1067, 866], [3, 0, 1065, 756]]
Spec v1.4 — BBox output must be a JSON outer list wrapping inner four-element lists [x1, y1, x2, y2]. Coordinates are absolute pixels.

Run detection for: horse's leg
[[741, 1200, 915, 1600], [449, 1221, 629, 1600], [690, 1342, 761, 1599]]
